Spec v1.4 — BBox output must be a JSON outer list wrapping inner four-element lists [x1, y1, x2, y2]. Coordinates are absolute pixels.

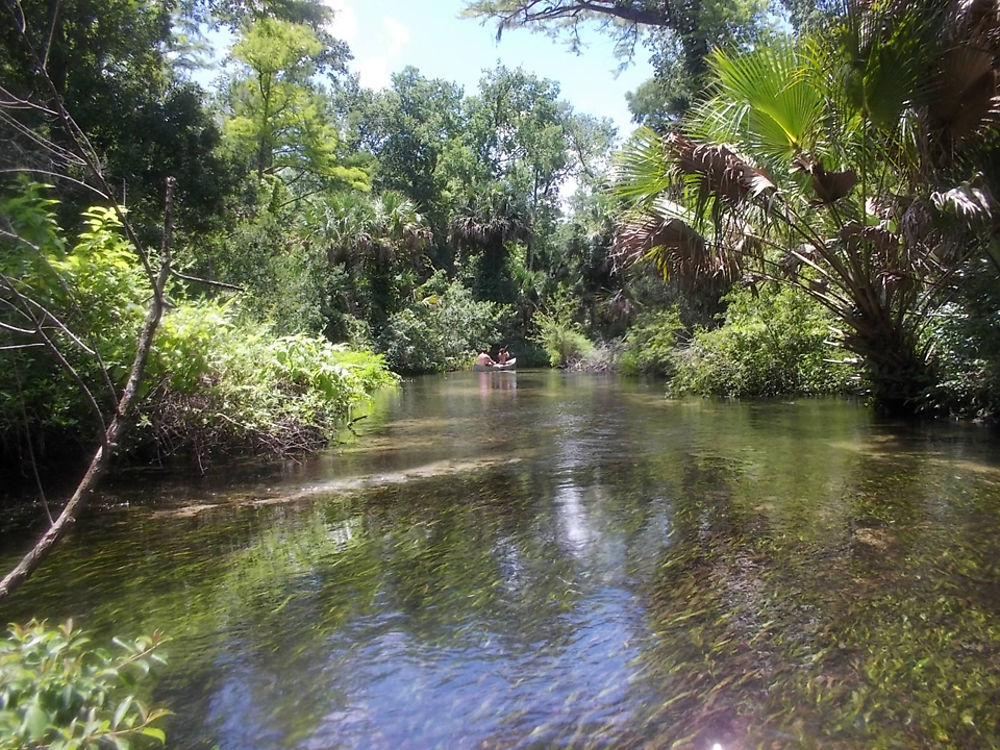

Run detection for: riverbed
[[3, 370, 1000, 748]]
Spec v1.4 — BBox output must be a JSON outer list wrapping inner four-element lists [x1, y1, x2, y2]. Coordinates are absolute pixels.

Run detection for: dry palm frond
[[612, 212, 706, 271], [791, 154, 858, 204], [666, 132, 777, 207], [612, 206, 742, 287]]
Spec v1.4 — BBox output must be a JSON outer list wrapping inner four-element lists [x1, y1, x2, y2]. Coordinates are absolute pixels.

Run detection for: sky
[[321, 0, 653, 142]]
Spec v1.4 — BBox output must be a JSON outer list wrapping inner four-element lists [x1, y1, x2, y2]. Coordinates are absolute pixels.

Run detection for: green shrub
[[141, 302, 398, 461], [0, 194, 149, 434], [923, 266, 1000, 421], [670, 285, 855, 398], [377, 273, 507, 374], [531, 295, 595, 368], [0, 187, 397, 469], [619, 308, 684, 377], [0, 620, 169, 750]]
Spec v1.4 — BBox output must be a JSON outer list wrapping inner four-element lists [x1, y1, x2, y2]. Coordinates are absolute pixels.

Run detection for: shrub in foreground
[[141, 302, 398, 462], [0, 620, 169, 750]]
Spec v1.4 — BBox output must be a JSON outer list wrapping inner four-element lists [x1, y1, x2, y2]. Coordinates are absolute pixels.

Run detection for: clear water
[[4, 370, 1000, 748]]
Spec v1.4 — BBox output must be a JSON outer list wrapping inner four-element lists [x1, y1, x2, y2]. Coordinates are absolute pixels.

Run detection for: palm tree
[[305, 191, 432, 332], [613, 1, 1000, 413], [448, 184, 531, 303]]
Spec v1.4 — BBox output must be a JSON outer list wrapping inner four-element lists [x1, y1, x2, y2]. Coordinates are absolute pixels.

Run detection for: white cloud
[[357, 57, 392, 90], [355, 15, 412, 91], [323, 0, 358, 46], [382, 15, 410, 55], [322, 5, 412, 91]]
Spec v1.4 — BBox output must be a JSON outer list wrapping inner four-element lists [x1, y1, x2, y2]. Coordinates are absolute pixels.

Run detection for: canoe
[[473, 357, 517, 372]]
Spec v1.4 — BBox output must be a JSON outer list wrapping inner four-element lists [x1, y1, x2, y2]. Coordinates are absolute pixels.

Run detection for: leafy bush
[[204, 175, 331, 337], [670, 285, 856, 398], [377, 273, 507, 374], [619, 308, 684, 377], [0, 186, 397, 469], [142, 302, 398, 461], [0, 189, 149, 468], [923, 266, 1000, 421], [0, 620, 168, 750], [530, 294, 595, 368]]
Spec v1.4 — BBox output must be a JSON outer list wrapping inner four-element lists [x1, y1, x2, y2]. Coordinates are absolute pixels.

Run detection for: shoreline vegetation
[[4, 0, 1000, 499], [3, 0, 1000, 743]]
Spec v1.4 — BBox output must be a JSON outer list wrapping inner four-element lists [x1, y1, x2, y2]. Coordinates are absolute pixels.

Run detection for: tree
[[450, 183, 532, 303], [450, 66, 614, 287], [351, 67, 467, 267], [183, 0, 352, 78], [0, 5, 174, 597], [0, 0, 227, 239], [223, 18, 365, 186], [613, 1, 1000, 412], [306, 190, 432, 334]]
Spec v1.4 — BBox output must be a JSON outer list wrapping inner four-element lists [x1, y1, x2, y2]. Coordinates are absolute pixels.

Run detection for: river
[[3, 370, 1000, 748]]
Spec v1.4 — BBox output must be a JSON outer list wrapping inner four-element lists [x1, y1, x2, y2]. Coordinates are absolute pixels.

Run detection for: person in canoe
[[475, 349, 496, 367], [497, 346, 510, 364]]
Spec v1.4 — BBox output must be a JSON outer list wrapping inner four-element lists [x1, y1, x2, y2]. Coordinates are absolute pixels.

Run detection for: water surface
[[4, 371, 1000, 748]]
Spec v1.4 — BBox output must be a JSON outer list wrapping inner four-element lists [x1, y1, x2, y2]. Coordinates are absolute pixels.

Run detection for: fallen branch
[[0, 171, 174, 600]]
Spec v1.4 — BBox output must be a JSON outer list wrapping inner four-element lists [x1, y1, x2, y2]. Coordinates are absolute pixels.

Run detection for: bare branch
[[0, 0, 176, 598], [0, 168, 107, 197], [170, 269, 245, 292]]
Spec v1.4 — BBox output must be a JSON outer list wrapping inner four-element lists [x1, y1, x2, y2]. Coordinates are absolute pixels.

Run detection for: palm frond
[[611, 195, 743, 285], [691, 41, 825, 165], [612, 126, 674, 205], [666, 133, 777, 209], [931, 181, 995, 227]]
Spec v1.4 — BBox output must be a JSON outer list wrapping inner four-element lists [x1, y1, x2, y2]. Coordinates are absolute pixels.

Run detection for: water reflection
[[477, 370, 517, 401], [3, 378, 1000, 747]]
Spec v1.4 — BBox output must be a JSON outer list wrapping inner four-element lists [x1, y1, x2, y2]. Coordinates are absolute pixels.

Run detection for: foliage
[[530, 292, 595, 367], [0, 190, 149, 460], [0, 620, 168, 750], [566, 340, 621, 372], [923, 262, 1000, 422], [669, 285, 856, 398], [199, 174, 330, 335], [305, 189, 433, 334], [142, 301, 397, 461], [377, 273, 508, 374], [613, 2, 1000, 411], [0, 0, 228, 240], [223, 18, 368, 186], [619, 307, 683, 377], [0, 187, 396, 469]]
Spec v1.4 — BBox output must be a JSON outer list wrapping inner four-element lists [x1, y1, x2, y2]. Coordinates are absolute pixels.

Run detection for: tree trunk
[[847, 325, 934, 415]]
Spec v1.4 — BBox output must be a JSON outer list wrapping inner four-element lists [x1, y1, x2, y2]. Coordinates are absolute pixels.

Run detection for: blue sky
[[323, 0, 653, 141]]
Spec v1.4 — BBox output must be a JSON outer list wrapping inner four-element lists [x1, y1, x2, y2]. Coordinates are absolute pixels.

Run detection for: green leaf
[[23, 699, 49, 739], [113, 695, 134, 728], [141, 726, 167, 743]]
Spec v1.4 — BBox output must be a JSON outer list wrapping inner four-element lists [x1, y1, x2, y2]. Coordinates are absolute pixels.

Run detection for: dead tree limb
[[0, 178, 173, 601], [0, 0, 180, 600]]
